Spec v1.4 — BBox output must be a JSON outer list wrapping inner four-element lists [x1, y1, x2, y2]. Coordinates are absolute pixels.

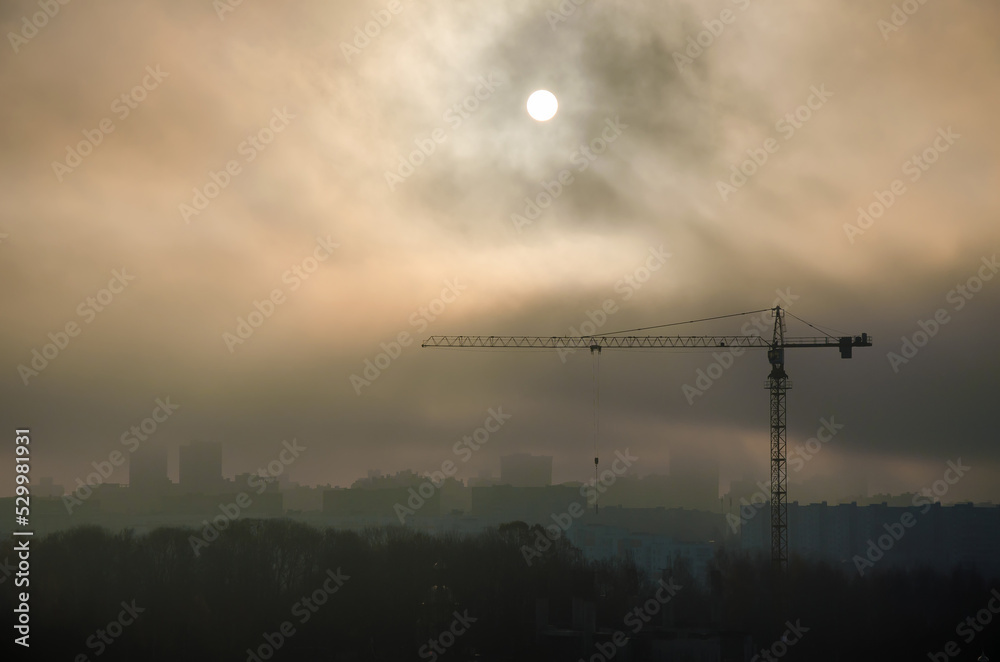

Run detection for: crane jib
[[422, 333, 872, 351]]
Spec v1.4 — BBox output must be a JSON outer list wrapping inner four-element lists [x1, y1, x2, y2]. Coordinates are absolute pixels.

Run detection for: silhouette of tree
[[3, 521, 996, 661]]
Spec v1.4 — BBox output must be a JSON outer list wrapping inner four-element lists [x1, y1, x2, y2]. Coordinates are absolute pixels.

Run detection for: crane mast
[[423, 306, 872, 571], [767, 308, 790, 570]]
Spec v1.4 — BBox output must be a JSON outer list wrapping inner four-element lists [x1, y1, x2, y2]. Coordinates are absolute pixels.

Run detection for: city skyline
[[32, 440, 994, 510]]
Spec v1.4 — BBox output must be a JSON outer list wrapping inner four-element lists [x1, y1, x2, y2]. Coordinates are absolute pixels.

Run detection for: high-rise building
[[129, 445, 170, 495], [500, 454, 552, 487], [179, 440, 223, 494]]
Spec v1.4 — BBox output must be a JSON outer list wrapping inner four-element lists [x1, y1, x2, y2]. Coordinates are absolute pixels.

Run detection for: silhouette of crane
[[422, 306, 872, 571]]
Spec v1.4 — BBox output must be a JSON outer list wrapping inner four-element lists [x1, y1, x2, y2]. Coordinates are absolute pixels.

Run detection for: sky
[[1, 0, 998, 503]]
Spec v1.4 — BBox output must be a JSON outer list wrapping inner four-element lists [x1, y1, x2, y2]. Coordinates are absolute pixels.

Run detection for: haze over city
[[3, 1, 1000, 660]]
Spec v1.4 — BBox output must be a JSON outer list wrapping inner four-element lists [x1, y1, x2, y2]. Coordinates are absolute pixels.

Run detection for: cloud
[[0, 0, 997, 501]]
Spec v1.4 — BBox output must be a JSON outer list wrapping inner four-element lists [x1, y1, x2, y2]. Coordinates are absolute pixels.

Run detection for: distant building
[[179, 440, 223, 494], [129, 445, 170, 495], [589, 451, 718, 512], [500, 453, 552, 487], [283, 484, 328, 512], [233, 473, 279, 493], [590, 474, 672, 510], [726, 476, 770, 508], [566, 523, 716, 584], [35, 477, 64, 498], [351, 469, 424, 490], [89, 483, 131, 513], [468, 469, 499, 488], [323, 485, 440, 519], [471, 484, 578, 523], [739, 500, 1000, 579], [788, 472, 868, 505], [438, 478, 471, 514]]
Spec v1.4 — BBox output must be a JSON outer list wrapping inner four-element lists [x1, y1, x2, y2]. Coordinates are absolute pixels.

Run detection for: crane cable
[[785, 310, 848, 337], [592, 347, 600, 514], [598, 308, 773, 336]]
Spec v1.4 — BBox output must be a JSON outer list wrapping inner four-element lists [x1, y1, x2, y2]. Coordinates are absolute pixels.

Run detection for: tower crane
[[422, 306, 872, 571]]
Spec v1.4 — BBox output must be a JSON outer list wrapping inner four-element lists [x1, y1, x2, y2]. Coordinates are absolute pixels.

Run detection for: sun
[[526, 90, 558, 121]]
